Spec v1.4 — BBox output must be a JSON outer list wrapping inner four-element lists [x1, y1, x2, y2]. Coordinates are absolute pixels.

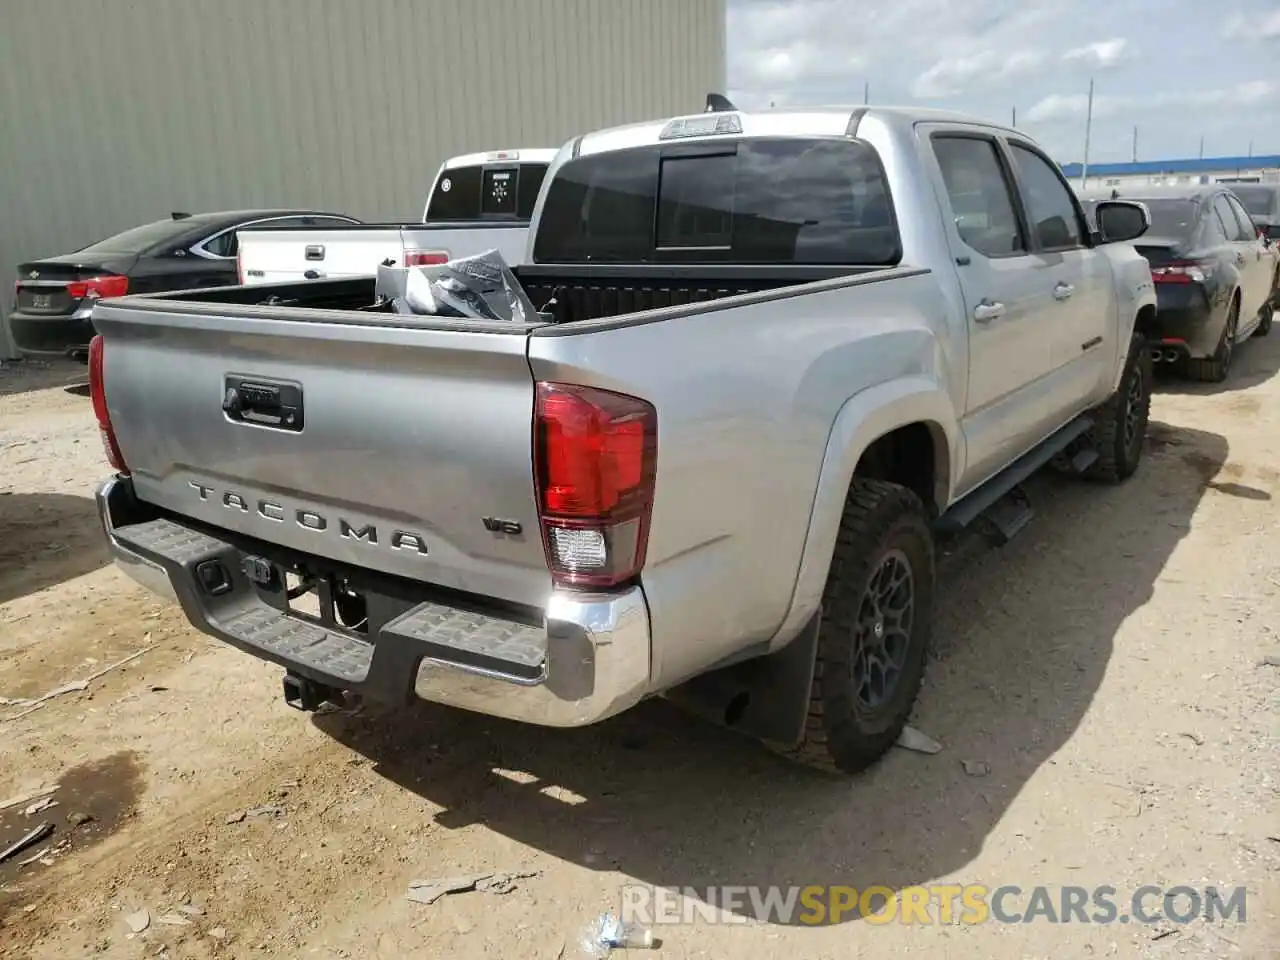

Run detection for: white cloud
[[912, 50, 1041, 98], [727, 0, 1280, 161], [1025, 92, 1128, 123], [1223, 9, 1280, 41], [1061, 38, 1129, 69]]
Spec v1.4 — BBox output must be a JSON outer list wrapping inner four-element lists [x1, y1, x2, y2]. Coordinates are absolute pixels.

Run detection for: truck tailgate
[[238, 229, 405, 285], [405, 224, 532, 266], [94, 302, 549, 607]]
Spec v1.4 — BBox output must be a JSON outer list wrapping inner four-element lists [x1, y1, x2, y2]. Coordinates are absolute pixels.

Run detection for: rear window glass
[[425, 162, 548, 221], [1230, 187, 1275, 218], [1131, 199, 1200, 239], [74, 219, 196, 256], [532, 137, 901, 265]]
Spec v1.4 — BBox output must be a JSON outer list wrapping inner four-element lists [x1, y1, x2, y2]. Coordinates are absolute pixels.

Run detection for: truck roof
[[575, 105, 1021, 158], [441, 148, 559, 169]]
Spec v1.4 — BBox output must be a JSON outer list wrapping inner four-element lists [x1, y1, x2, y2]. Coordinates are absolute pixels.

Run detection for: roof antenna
[[705, 93, 736, 113]]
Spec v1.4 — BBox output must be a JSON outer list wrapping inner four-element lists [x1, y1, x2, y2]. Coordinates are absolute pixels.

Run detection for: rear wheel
[[1188, 300, 1238, 383], [1083, 332, 1151, 483], [775, 479, 934, 775], [1257, 301, 1274, 337]]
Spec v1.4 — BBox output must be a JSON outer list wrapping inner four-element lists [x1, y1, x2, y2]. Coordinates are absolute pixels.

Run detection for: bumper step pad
[[111, 517, 545, 696], [384, 602, 545, 682]]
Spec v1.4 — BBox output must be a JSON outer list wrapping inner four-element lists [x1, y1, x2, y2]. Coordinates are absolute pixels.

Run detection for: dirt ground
[[0, 348, 1277, 960]]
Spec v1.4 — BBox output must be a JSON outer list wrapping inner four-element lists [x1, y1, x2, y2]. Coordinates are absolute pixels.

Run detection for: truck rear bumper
[[96, 476, 652, 728]]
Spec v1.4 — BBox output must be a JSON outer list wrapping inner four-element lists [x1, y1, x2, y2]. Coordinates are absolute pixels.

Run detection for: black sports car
[[10, 208, 359, 359]]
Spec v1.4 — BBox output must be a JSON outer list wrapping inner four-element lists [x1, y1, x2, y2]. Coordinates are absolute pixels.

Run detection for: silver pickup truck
[[89, 106, 1157, 775]]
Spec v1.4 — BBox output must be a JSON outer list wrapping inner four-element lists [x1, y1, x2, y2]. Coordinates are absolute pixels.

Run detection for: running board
[[935, 416, 1094, 535]]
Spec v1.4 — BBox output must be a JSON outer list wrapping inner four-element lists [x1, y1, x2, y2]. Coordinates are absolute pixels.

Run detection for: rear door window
[[931, 135, 1026, 258], [425, 163, 549, 221], [533, 137, 901, 265], [1213, 196, 1251, 242]]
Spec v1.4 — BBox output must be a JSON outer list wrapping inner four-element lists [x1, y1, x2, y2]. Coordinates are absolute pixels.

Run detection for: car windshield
[[74, 218, 198, 256], [1126, 199, 1199, 240], [1229, 187, 1275, 218]]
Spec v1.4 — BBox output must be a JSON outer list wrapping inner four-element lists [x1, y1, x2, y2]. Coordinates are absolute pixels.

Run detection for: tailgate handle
[[305, 245, 326, 261], [223, 377, 304, 432]]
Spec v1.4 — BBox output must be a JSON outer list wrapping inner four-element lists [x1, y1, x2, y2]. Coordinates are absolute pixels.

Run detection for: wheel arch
[[765, 377, 958, 653]]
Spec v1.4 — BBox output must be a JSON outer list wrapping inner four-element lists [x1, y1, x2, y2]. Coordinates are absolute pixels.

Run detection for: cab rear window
[[425, 163, 548, 221], [532, 137, 901, 265]]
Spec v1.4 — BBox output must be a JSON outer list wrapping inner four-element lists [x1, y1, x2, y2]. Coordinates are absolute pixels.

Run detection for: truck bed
[[158, 263, 888, 325]]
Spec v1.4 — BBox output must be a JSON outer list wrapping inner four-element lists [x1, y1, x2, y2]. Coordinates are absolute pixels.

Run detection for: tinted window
[[1230, 187, 1275, 218], [1225, 195, 1260, 238], [533, 137, 900, 265], [1130, 199, 1200, 240], [75, 219, 196, 257], [1213, 196, 1251, 242], [1008, 143, 1083, 249], [202, 230, 238, 257], [932, 136, 1025, 258], [425, 163, 548, 221]]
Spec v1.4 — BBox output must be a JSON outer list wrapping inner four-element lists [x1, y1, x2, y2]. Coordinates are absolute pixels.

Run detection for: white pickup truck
[[236, 149, 556, 285], [91, 106, 1158, 775]]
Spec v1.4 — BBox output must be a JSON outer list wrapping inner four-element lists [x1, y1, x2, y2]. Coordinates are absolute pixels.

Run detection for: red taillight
[[1150, 260, 1211, 285], [403, 249, 450, 267], [534, 382, 657, 589], [67, 275, 129, 300], [87, 335, 128, 474]]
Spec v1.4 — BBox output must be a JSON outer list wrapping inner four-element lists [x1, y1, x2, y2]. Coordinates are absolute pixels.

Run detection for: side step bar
[[935, 416, 1094, 535]]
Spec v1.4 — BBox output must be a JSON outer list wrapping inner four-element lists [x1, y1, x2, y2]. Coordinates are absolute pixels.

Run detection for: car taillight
[[403, 249, 450, 267], [534, 382, 657, 590], [67, 275, 129, 300], [1150, 260, 1212, 284], [88, 335, 128, 474]]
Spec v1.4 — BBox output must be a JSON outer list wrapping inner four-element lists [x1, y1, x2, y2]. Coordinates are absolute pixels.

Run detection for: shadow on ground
[[0, 359, 87, 399], [315, 420, 1236, 928], [0, 493, 110, 605], [1155, 319, 1280, 396]]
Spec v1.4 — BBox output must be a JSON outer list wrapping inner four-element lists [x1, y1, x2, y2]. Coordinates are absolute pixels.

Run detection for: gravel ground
[[0, 349, 1277, 960]]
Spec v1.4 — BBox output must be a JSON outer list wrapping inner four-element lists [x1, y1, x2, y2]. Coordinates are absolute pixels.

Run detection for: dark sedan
[[10, 209, 359, 359], [1081, 185, 1275, 383]]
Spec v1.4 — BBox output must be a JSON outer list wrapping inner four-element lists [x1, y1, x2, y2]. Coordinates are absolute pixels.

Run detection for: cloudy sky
[[726, 0, 1280, 164]]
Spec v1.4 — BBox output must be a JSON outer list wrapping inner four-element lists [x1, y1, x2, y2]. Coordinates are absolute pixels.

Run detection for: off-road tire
[[773, 479, 935, 775], [1257, 301, 1274, 337], [1083, 331, 1152, 484], [1188, 299, 1239, 383]]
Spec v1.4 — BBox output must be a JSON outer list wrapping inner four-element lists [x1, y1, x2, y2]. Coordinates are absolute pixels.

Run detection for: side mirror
[[1094, 200, 1149, 244]]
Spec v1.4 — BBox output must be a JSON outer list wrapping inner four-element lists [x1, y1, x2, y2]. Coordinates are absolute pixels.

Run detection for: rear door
[[1222, 193, 1271, 321], [923, 127, 1055, 490], [1003, 138, 1113, 411]]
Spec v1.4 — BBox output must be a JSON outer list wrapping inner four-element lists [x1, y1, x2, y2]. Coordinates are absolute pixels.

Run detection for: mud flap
[[663, 611, 821, 748]]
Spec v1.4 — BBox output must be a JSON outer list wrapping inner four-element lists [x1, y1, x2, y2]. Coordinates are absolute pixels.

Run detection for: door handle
[[973, 300, 1006, 323], [303, 269, 326, 280], [1053, 282, 1075, 300]]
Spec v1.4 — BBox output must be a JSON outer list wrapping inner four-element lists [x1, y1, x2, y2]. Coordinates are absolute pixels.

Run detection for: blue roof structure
[[1059, 155, 1280, 178]]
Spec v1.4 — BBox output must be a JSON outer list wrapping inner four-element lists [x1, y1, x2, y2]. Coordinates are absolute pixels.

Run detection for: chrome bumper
[[95, 476, 652, 728]]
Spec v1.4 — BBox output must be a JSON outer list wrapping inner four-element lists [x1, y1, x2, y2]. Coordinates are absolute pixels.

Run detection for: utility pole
[[1248, 140, 1254, 158], [863, 81, 869, 105], [1132, 125, 1138, 163], [1011, 105, 1017, 127], [1080, 77, 1094, 188], [1198, 135, 1204, 160]]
